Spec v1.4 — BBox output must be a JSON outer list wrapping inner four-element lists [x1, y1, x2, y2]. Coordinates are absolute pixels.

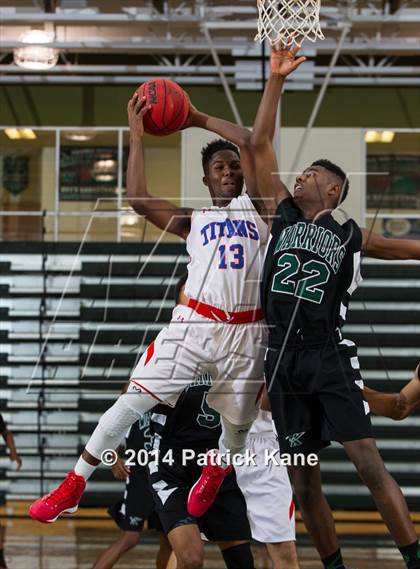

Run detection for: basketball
[[137, 78, 189, 136]]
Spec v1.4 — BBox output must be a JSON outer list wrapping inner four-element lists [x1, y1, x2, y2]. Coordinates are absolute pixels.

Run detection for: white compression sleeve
[[220, 416, 254, 456], [85, 391, 157, 460]]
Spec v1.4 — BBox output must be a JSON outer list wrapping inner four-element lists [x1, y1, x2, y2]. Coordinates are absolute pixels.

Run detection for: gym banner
[[60, 146, 128, 201]]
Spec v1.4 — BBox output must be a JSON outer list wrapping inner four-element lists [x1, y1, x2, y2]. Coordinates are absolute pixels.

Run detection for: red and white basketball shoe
[[29, 470, 86, 523], [187, 451, 232, 518]]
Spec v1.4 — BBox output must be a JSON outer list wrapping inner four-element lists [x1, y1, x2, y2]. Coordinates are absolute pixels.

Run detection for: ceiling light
[[93, 156, 117, 182], [20, 128, 37, 140], [365, 130, 395, 143], [14, 45, 59, 70], [20, 29, 55, 44], [365, 131, 379, 143], [14, 29, 59, 70], [94, 174, 115, 182], [4, 128, 37, 140], [63, 131, 96, 142], [94, 159, 116, 169], [381, 131, 395, 143], [4, 128, 21, 140]]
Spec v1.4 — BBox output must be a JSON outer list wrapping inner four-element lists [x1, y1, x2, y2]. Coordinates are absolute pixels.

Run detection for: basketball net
[[255, 0, 325, 45]]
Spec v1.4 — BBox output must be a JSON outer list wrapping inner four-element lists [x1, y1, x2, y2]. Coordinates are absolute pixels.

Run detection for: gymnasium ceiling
[[0, 0, 419, 89]]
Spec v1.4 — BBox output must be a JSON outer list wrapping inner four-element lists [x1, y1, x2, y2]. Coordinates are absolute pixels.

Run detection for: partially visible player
[[0, 413, 22, 569], [91, 415, 173, 569], [364, 363, 420, 420], [148, 372, 256, 569], [235, 403, 299, 569], [29, 89, 269, 524], [250, 41, 420, 569]]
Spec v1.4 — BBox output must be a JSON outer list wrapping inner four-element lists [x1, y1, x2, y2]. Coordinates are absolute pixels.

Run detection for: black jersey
[[262, 198, 362, 346], [126, 412, 153, 453], [150, 374, 221, 450]]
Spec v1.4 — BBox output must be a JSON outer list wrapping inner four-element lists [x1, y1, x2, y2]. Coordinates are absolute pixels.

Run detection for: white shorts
[[127, 304, 266, 425], [235, 427, 295, 543]]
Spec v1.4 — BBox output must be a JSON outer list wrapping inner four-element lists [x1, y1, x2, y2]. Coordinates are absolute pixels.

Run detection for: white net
[[255, 0, 325, 45]]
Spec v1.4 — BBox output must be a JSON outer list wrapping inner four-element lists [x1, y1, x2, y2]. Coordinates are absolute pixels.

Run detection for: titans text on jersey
[[201, 219, 259, 246]]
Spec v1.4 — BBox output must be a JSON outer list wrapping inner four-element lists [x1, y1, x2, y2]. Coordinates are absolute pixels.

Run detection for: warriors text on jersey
[[261, 198, 362, 345], [185, 193, 268, 312]]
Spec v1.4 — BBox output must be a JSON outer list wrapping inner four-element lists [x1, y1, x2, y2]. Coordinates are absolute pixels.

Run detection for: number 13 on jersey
[[218, 244, 244, 269]]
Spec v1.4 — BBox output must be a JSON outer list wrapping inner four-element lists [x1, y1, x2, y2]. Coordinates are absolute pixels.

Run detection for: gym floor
[[2, 503, 413, 568]]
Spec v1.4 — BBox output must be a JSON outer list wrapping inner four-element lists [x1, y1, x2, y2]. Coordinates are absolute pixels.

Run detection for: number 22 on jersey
[[271, 252, 331, 304]]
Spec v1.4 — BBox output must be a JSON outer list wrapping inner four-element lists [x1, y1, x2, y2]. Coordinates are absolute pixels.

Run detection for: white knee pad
[[85, 392, 156, 459], [220, 416, 254, 456]]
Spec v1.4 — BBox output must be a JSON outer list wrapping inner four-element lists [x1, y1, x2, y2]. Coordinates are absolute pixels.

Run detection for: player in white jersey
[[29, 95, 269, 524]]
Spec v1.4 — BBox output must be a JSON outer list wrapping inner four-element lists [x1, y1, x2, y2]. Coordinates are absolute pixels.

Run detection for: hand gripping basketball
[[127, 94, 151, 139]]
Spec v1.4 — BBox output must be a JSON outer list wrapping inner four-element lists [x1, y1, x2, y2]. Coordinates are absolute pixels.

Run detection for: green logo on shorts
[[285, 432, 306, 448]]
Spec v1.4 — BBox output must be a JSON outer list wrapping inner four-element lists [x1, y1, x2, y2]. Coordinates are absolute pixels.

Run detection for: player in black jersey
[[0, 413, 22, 569], [91, 414, 173, 569], [251, 41, 420, 569], [148, 373, 255, 569]]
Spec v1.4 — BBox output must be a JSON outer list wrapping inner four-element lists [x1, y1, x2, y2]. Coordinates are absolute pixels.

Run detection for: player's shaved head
[[201, 139, 240, 174]]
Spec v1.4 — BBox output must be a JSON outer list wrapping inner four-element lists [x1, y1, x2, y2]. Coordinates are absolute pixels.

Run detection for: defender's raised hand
[[127, 93, 151, 139], [271, 39, 306, 77]]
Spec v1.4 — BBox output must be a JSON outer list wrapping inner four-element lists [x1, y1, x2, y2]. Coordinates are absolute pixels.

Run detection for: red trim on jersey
[[187, 298, 263, 324], [144, 340, 155, 366], [129, 379, 163, 402], [289, 499, 295, 520]]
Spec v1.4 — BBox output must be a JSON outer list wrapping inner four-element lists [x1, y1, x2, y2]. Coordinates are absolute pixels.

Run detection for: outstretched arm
[[250, 43, 306, 216], [361, 229, 420, 260], [364, 364, 420, 420], [127, 93, 192, 239]]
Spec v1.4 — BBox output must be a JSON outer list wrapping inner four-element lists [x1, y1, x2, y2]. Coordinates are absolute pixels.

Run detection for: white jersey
[[185, 193, 268, 312]]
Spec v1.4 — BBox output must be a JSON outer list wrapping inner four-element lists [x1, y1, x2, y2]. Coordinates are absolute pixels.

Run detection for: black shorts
[[108, 464, 159, 532], [265, 339, 372, 455], [148, 447, 251, 541]]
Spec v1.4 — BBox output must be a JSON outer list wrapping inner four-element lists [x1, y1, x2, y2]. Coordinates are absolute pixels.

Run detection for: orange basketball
[[137, 79, 189, 136]]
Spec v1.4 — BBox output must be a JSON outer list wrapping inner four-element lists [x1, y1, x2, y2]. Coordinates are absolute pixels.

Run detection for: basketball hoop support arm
[[288, 25, 350, 185], [202, 25, 243, 126]]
